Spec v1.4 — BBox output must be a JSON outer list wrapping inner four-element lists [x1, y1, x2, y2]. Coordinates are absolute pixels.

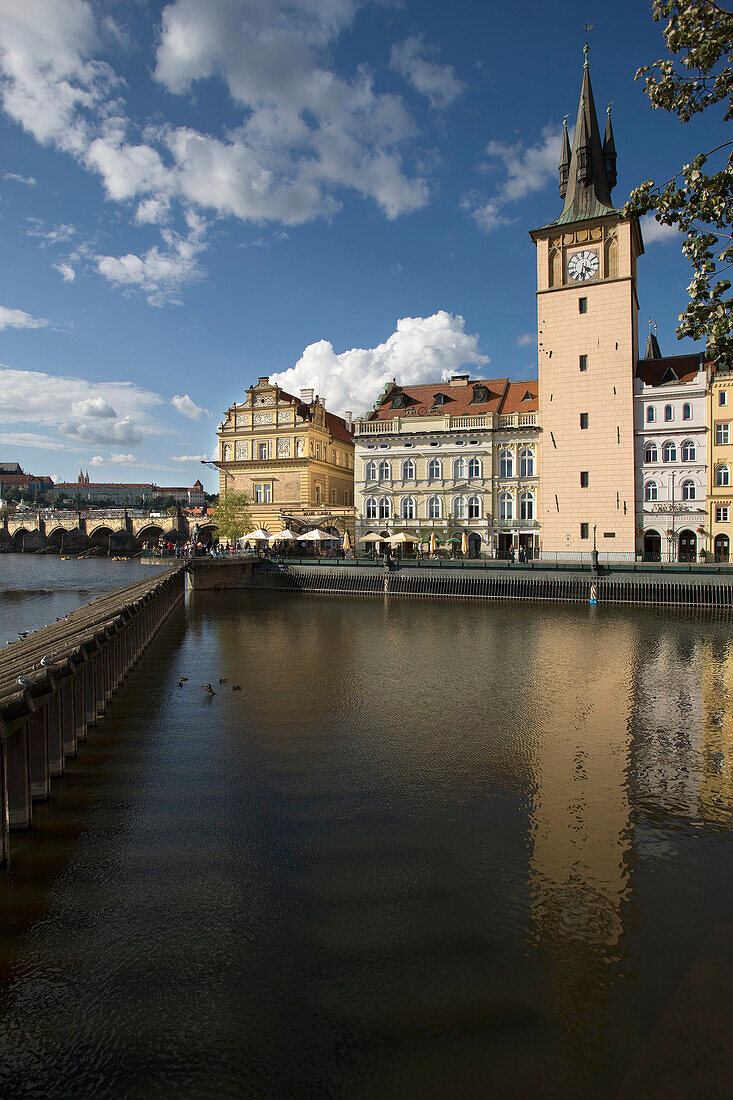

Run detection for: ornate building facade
[[216, 378, 354, 538], [353, 375, 539, 557], [707, 368, 733, 562]]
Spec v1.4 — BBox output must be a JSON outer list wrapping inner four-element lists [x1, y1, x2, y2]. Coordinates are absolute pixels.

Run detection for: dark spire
[[558, 116, 571, 198], [603, 105, 617, 190], [552, 46, 617, 225], [644, 320, 662, 360]]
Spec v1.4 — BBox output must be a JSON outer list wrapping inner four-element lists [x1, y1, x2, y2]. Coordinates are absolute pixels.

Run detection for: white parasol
[[267, 528, 298, 541]]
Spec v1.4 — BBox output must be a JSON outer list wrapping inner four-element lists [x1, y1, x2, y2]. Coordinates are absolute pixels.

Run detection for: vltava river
[[0, 557, 731, 1097]]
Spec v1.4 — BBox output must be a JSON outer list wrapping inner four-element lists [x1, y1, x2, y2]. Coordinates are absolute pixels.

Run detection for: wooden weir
[[0, 566, 185, 865]]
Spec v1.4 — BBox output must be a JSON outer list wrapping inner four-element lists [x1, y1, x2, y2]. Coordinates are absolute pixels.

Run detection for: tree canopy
[[213, 491, 253, 544], [624, 0, 733, 362]]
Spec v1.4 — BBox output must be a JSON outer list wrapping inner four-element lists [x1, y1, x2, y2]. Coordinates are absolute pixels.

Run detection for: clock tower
[[530, 48, 644, 559]]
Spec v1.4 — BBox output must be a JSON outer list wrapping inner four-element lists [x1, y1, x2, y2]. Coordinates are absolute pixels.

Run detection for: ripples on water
[[0, 558, 731, 1097]]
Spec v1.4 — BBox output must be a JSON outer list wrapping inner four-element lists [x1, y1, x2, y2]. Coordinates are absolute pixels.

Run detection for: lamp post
[[591, 523, 599, 573]]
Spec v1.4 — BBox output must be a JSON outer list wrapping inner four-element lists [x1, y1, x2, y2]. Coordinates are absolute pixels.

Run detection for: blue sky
[[0, 0, 725, 492]]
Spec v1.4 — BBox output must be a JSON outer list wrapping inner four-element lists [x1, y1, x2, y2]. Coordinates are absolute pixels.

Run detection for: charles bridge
[[0, 509, 218, 553]]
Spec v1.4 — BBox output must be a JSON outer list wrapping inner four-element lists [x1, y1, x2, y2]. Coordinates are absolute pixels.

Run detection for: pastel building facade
[[353, 375, 539, 557], [707, 369, 733, 562], [634, 337, 707, 562]]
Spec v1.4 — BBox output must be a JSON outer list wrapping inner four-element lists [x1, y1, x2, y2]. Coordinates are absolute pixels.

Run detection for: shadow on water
[[0, 584, 731, 1097]]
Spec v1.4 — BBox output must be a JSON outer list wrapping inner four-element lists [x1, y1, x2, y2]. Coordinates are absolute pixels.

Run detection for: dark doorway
[[643, 530, 661, 562], [715, 534, 729, 563], [678, 529, 697, 563]]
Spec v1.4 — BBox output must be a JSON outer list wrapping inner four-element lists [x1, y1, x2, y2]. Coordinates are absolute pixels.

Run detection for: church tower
[[530, 48, 644, 559]]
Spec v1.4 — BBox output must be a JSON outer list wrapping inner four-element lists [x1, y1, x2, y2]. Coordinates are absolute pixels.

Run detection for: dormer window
[[471, 385, 489, 404], [522, 391, 534, 402], [432, 393, 448, 406], [390, 393, 406, 409]]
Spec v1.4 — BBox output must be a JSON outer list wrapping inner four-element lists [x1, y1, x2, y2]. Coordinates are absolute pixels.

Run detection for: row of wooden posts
[[0, 567, 185, 864]]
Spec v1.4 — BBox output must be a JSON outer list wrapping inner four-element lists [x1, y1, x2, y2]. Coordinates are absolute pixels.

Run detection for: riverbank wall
[[0, 566, 185, 864], [234, 558, 733, 606]]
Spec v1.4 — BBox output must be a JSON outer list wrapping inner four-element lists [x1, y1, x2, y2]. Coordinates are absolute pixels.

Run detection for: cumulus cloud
[[464, 123, 563, 231], [0, 0, 430, 304], [270, 311, 489, 416], [171, 393, 208, 419], [96, 212, 208, 305], [3, 171, 36, 185], [391, 36, 464, 109], [88, 454, 106, 465], [54, 261, 76, 281], [25, 218, 76, 245], [641, 213, 683, 245], [0, 305, 50, 330], [0, 366, 165, 454]]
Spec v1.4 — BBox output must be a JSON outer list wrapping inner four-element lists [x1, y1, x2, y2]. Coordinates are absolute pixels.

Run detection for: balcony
[[355, 413, 492, 436], [498, 413, 538, 429]]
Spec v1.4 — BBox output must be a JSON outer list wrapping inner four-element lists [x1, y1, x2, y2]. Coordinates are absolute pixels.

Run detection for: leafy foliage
[[213, 491, 252, 543], [624, 1, 733, 361]]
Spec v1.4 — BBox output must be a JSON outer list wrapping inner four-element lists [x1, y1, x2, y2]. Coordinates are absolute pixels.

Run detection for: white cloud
[[171, 453, 208, 462], [108, 452, 139, 465], [0, 431, 72, 451], [464, 123, 563, 232], [25, 219, 77, 245], [517, 332, 535, 346], [391, 36, 464, 109], [54, 261, 76, 281], [96, 212, 207, 305], [641, 213, 683, 245], [0, 304, 50, 330], [88, 454, 106, 465], [0, 366, 165, 454], [171, 393, 209, 419], [269, 311, 489, 416], [0, 0, 430, 305], [3, 171, 36, 185]]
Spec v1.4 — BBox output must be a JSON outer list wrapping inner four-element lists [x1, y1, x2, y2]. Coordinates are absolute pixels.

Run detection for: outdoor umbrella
[[461, 531, 469, 555], [359, 533, 385, 543], [429, 532, 437, 554], [267, 528, 298, 541], [299, 529, 334, 541], [240, 528, 270, 542], [385, 531, 412, 544], [342, 530, 351, 552]]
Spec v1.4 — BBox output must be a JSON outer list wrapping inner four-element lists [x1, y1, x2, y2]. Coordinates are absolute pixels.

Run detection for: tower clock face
[[568, 249, 599, 281]]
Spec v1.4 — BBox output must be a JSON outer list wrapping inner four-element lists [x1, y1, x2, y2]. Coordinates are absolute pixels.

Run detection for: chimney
[[449, 374, 470, 387], [300, 388, 314, 404]]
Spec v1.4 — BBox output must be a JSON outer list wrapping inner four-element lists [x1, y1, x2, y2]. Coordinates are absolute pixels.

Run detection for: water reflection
[[0, 589, 731, 1097]]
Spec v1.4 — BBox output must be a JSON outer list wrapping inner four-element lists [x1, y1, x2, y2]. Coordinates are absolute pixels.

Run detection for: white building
[[634, 335, 707, 562]]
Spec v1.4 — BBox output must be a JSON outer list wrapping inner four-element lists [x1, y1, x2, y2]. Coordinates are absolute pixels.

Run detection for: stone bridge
[[1, 510, 218, 553]]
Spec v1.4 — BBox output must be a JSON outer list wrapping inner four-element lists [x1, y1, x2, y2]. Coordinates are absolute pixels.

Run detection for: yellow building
[[216, 378, 355, 539], [707, 369, 733, 562], [531, 50, 642, 561]]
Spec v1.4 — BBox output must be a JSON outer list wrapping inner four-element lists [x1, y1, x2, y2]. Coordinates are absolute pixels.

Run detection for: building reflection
[[700, 636, 733, 828]]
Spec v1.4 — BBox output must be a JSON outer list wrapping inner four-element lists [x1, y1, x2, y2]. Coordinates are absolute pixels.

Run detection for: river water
[[0, 556, 731, 1097]]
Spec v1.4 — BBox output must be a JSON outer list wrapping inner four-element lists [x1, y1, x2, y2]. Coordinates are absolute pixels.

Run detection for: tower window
[[580, 412, 589, 429], [579, 298, 588, 314], [580, 523, 589, 539], [579, 355, 588, 372], [720, 391, 728, 406], [580, 471, 589, 487]]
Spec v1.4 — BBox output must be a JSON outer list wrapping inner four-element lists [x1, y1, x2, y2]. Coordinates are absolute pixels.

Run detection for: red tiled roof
[[636, 354, 702, 387], [500, 380, 539, 414], [368, 378, 510, 420], [325, 410, 354, 443]]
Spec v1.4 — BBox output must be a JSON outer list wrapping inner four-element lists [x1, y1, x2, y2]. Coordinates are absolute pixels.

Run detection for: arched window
[[428, 458, 441, 479], [520, 492, 534, 521], [664, 404, 673, 422], [682, 402, 692, 420], [519, 448, 534, 477], [663, 441, 677, 462], [499, 491, 513, 521], [378, 460, 391, 480], [645, 443, 658, 463], [400, 496, 415, 519], [453, 457, 467, 479], [365, 460, 377, 480], [401, 458, 415, 480], [645, 480, 658, 502], [681, 479, 696, 500], [716, 464, 730, 487], [366, 498, 377, 520], [646, 406, 656, 423], [378, 497, 391, 519], [468, 457, 481, 478], [223, 444, 232, 461], [453, 496, 466, 519], [499, 449, 513, 478], [681, 440, 696, 461], [428, 496, 441, 519], [467, 495, 481, 519]]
